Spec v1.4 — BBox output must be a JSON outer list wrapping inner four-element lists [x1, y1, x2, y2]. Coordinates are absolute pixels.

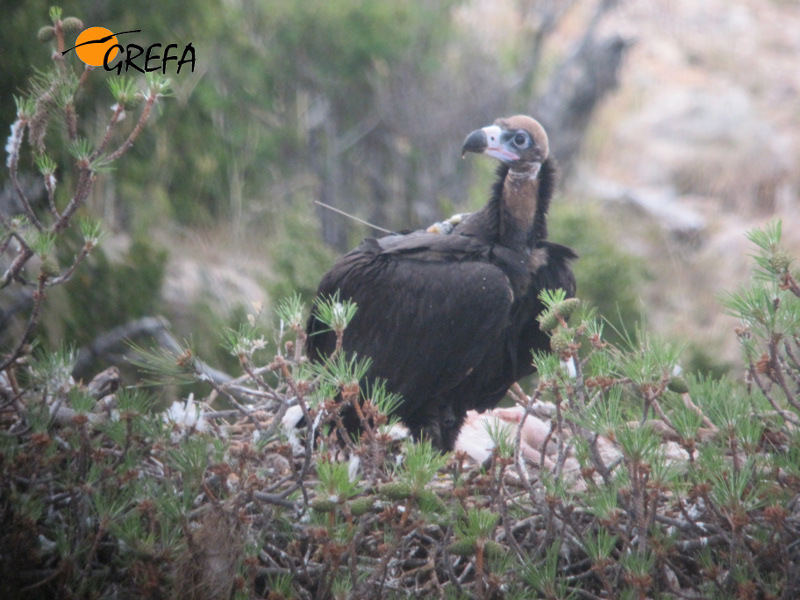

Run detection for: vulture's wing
[[532, 241, 578, 297], [308, 233, 515, 415]]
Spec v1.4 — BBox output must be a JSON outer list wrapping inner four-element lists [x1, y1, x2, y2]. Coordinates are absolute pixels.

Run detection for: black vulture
[[306, 115, 577, 450]]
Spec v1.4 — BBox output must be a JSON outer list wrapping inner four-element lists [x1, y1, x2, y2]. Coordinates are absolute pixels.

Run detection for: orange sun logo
[[74, 27, 119, 67]]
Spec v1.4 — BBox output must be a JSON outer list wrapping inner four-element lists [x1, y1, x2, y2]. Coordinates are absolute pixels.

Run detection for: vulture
[[306, 115, 577, 450]]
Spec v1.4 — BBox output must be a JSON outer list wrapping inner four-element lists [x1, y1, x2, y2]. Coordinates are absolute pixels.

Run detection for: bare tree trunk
[[311, 112, 349, 250], [534, 0, 632, 175]]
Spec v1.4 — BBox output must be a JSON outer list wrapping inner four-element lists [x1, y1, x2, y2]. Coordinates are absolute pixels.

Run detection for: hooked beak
[[461, 125, 520, 163]]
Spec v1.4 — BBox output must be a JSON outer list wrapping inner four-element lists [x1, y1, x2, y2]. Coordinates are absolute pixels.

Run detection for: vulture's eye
[[513, 133, 529, 148]]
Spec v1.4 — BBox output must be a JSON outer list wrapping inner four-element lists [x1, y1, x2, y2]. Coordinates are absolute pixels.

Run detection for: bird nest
[[4, 348, 799, 599]]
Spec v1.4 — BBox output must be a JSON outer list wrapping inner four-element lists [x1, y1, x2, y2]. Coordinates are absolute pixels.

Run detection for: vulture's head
[[461, 115, 549, 175]]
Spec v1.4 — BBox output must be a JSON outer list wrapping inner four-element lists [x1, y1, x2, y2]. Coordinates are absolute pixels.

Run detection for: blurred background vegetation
[[8, 0, 787, 381]]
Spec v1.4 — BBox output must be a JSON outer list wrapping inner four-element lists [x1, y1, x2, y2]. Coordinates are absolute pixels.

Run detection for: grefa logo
[[63, 26, 195, 75]]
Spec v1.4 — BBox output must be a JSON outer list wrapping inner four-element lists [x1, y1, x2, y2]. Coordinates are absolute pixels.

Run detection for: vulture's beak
[[461, 125, 520, 163]]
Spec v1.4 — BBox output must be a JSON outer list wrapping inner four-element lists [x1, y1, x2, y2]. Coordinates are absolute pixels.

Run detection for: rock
[[590, 177, 706, 245], [163, 256, 268, 317], [614, 85, 789, 215]]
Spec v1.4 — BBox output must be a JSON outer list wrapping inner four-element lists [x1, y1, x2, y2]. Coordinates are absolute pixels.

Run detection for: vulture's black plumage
[[306, 115, 577, 450]]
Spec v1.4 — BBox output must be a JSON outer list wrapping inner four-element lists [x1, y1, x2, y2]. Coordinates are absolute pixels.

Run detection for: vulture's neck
[[456, 159, 555, 250], [500, 164, 542, 249]]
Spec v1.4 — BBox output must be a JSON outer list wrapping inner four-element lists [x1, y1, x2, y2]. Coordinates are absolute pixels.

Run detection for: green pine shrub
[[4, 218, 800, 598]]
